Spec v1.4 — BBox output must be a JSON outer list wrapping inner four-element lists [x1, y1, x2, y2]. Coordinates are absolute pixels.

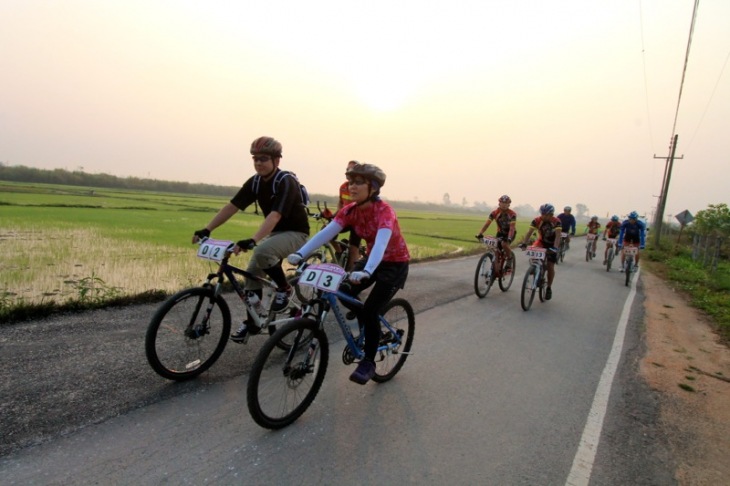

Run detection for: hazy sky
[[1, 1, 728, 221]]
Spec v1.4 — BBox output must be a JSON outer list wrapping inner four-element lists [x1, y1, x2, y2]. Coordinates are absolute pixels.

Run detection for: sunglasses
[[347, 178, 368, 186], [253, 155, 272, 163]]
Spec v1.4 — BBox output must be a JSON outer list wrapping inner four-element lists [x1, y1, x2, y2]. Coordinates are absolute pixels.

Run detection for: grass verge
[[644, 243, 730, 344]]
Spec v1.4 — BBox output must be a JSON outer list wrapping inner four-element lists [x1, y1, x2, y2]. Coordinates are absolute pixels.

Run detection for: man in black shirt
[[193, 136, 309, 341]]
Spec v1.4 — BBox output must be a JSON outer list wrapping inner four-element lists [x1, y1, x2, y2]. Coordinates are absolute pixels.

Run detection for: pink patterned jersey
[[335, 200, 410, 262]]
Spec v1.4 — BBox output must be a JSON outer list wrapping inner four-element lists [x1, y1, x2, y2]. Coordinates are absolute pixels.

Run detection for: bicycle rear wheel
[[625, 258, 632, 287], [145, 287, 231, 381], [247, 319, 329, 429], [372, 298, 415, 383], [474, 253, 495, 298], [498, 253, 516, 291], [606, 248, 614, 272], [520, 265, 538, 311]]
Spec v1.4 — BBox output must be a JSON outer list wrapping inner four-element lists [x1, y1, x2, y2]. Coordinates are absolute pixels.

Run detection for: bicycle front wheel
[[145, 287, 231, 381], [498, 253, 516, 291], [247, 319, 329, 429], [520, 265, 538, 311], [372, 298, 415, 383], [474, 253, 495, 298], [625, 259, 632, 286]]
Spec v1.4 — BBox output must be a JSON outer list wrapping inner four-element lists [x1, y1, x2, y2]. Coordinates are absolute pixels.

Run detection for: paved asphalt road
[[0, 249, 675, 485]]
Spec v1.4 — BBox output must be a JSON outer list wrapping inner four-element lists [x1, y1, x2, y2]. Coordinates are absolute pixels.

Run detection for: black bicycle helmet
[[250, 136, 282, 157], [499, 195, 511, 204]]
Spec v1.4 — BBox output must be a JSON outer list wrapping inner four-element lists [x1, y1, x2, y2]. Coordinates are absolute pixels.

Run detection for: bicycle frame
[[205, 250, 300, 331], [294, 264, 408, 362]]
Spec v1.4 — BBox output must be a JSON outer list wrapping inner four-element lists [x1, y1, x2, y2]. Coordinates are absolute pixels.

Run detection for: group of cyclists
[[190, 135, 647, 383], [192, 136, 409, 385], [475, 199, 648, 302]]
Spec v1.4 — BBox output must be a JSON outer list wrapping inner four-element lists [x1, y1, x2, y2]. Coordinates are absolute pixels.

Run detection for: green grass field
[[0, 181, 531, 316]]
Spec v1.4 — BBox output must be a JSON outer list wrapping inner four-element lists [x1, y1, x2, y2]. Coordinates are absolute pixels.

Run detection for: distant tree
[[514, 204, 536, 218], [576, 203, 589, 219], [694, 203, 730, 237], [462, 197, 468, 207], [443, 193, 451, 205]]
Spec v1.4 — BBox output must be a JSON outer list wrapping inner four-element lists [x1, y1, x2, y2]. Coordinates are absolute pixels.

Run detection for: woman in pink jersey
[[288, 163, 410, 384]]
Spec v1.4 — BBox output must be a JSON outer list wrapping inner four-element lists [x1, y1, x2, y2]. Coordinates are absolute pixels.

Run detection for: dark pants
[[341, 260, 409, 361]]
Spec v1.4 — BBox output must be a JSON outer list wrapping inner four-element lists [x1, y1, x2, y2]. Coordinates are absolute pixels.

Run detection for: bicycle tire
[[538, 270, 546, 302], [559, 241, 565, 263], [520, 265, 538, 311], [372, 298, 415, 383], [606, 248, 614, 272], [586, 243, 591, 262], [474, 253, 495, 298], [145, 287, 231, 381], [498, 253, 516, 291], [625, 258, 632, 287], [247, 318, 329, 429]]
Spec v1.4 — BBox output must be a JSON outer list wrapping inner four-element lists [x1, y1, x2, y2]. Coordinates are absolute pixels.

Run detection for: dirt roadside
[[640, 270, 730, 485]]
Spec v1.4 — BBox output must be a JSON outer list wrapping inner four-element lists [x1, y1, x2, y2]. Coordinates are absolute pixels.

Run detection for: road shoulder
[[640, 270, 730, 484]]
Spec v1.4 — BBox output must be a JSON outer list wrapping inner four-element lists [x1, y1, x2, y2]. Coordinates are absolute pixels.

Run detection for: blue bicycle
[[247, 262, 415, 429]]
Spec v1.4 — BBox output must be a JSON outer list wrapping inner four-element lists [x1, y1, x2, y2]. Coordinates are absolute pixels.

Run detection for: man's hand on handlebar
[[192, 228, 210, 244], [234, 238, 256, 254]]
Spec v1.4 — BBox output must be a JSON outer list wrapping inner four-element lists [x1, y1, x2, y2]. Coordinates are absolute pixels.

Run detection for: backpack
[[252, 170, 310, 207]]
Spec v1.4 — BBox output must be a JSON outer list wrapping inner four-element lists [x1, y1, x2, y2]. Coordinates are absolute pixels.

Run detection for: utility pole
[[652, 134, 683, 247]]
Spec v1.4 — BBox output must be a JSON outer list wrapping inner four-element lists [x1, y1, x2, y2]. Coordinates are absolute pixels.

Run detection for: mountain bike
[[557, 232, 569, 263], [519, 245, 555, 311], [247, 262, 415, 429], [622, 245, 639, 286], [474, 235, 516, 298], [585, 233, 598, 261], [145, 238, 310, 381], [604, 237, 617, 272]]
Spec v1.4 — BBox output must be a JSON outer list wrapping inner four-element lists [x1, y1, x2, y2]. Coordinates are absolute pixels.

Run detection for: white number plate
[[623, 246, 639, 256], [607, 238, 617, 245], [299, 263, 347, 292], [525, 246, 546, 260], [482, 236, 498, 248], [586, 233, 597, 241], [197, 239, 234, 263], [561, 232, 568, 238]]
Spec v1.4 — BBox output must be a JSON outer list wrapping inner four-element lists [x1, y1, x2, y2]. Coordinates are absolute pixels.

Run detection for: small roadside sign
[[675, 210, 694, 226]]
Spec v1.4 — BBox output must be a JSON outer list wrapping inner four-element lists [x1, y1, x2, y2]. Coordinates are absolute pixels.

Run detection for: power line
[[685, 47, 730, 152], [638, 0, 656, 154]]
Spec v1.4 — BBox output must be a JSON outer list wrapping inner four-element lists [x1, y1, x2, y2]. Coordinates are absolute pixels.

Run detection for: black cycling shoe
[[545, 287, 552, 300]]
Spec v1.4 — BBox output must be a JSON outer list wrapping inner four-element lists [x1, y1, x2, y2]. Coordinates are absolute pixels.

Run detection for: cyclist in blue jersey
[[557, 206, 576, 249], [617, 211, 646, 272]]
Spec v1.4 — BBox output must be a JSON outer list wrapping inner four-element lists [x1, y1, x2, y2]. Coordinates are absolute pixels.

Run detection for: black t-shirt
[[230, 170, 310, 234]]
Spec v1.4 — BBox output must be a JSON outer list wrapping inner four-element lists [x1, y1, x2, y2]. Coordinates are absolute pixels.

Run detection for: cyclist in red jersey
[[602, 215, 621, 264], [289, 163, 409, 385], [585, 216, 601, 258], [477, 195, 517, 269], [336, 160, 361, 270], [518, 203, 562, 300]]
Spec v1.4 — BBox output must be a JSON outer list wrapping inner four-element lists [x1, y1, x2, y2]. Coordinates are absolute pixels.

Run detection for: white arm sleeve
[[363, 228, 392, 275], [296, 221, 343, 259]]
